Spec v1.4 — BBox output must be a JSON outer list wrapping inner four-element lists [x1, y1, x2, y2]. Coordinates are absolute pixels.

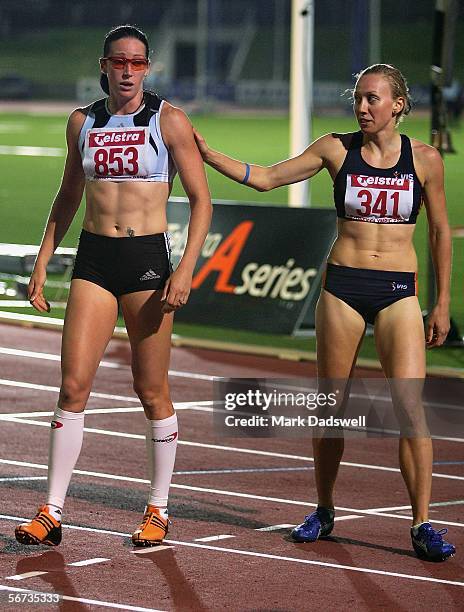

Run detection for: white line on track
[[0, 476, 47, 482], [255, 524, 295, 532], [0, 378, 140, 403], [131, 545, 172, 554], [0, 145, 65, 156], [0, 346, 216, 381], [194, 534, 235, 542], [6, 572, 48, 581], [0, 515, 462, 589], [3, 346, 464, 410], [363, 500, 464, 513], [0, 460, 462, 528], [3, 416, 463, 483], [0, 584, 164, 611], [0, 404, 213, 418], [67, 557, 110, 567]]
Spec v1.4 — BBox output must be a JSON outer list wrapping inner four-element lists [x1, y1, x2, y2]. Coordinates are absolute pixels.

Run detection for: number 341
[[356, 189, 401, 218]]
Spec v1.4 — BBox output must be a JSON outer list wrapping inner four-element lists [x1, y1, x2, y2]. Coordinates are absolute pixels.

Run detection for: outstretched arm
[[29, 110, 86, 312], [421, 145, 452, 348], [194, 129, 331, 191]]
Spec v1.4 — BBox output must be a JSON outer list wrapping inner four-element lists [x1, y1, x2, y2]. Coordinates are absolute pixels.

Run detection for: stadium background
[[0, 0, 463, 369]]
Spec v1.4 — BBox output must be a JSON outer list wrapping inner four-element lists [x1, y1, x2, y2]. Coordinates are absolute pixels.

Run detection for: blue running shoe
[[291, 507, 335, 543], [411, 523, 456, 561]]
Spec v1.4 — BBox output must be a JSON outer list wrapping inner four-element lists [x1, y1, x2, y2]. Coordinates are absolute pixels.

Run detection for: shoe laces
[[422, 524, 448, 545], [141, 509, 167, 529]]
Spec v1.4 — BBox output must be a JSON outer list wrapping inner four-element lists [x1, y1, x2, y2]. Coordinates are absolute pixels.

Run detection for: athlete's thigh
[[61, 279, 119, 382], [316, 289, 366, 378], [374, 296, 425, 378], [119, 290, 173, 386]]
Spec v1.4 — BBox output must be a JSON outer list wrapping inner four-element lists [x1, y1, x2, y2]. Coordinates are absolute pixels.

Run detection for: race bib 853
[[83, 127, 150, 180]]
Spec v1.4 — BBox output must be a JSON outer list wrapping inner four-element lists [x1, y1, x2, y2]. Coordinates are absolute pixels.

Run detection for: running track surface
[[0, 323, 462, 611]]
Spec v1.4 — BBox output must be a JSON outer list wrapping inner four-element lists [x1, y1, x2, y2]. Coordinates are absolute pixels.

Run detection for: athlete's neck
[[362, 128, 401, 156], [107, 92, 144, 116]]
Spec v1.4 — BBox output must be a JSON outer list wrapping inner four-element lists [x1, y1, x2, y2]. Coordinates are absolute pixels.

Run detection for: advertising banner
[[168, 199, 336, 334]]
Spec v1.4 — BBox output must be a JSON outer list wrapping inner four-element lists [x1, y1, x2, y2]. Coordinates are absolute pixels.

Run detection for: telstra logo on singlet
[[350, 174, 410, 190], [89, 129, 145, 147]]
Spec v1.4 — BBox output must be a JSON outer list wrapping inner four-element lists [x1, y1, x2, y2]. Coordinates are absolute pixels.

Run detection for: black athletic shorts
[[72, 229, 173, 297], [323, 263, 417, 325]]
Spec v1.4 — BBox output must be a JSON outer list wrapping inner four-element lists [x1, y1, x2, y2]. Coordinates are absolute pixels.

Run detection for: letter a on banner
[[192, 221, 254, 292]]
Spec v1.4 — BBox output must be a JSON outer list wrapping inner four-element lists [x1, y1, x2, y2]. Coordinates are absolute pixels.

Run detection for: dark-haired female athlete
[[15, 25, 211, 547], [194, 64, 455, 561]]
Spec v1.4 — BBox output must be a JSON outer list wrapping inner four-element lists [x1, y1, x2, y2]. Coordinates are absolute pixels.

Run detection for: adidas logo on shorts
[[140, 269, 161, 281]]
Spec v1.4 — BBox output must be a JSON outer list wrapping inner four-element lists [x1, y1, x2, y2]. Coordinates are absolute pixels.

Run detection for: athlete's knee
[[59, 376, 92, 408], [133, 380, 171, 411]]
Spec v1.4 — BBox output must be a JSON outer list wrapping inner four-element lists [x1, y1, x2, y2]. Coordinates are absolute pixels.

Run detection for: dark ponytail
[[100, 24, 150, 94]]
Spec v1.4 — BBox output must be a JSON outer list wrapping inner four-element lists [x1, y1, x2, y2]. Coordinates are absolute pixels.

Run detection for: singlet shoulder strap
[[89, 97, 111, 128], [348, 130, 363, 151], [133, 91, 163, 126], [399, 133, 414, 167]]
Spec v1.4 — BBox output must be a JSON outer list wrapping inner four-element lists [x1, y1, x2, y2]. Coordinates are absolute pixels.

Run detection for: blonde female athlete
[[194, 64, 455, 561], [15, 25, 211, 548]]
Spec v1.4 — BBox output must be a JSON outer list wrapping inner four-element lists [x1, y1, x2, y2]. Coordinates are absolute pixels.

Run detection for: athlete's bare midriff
[[324, 133, 421, 272], [327, 219, 418, 271], [83, 180, 171, 237]]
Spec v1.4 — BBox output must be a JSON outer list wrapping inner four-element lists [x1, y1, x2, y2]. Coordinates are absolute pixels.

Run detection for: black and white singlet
[[78, 91, 176, 183], [333, 131, 423, 224]]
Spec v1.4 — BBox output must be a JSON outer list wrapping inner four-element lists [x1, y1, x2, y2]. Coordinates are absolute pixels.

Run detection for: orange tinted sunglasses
[[100, 57, 149, 71]]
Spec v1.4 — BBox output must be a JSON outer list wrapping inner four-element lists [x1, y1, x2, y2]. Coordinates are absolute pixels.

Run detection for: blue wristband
[[240, 163, 250, 185]]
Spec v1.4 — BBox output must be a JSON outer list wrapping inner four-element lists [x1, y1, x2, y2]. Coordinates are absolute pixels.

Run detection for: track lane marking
[[131, 546, 172, 554], [2, 417, 463, 482], [67, 558, 110, 567], [194, 535, 235, 542], [0, 463, 462, 528], [6, 572, 48, 581], [0, 585, 164, 611], [0, 347, 215, 381], [0, 515, 462, 588], [255, 524, 295, 532]]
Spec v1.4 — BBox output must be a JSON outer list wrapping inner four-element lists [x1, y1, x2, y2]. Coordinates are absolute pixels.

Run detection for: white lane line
[[0, 347, 215, 381], [0, 516, 463, 588], [6, 571, 48, 581], [3, 416, 462, 483], [0, 476, 47, 482], [0, 145, 65, 156], [0, 379, 140, 403], [194, 535, 235, 542], [67, 557, 110, 567], [0, 463, 462, 528], [255, 516, 363, 532], [131, 545, 172, 554], [0, 585, 164, 611], [364, 500, 464, 513], [0, 402, 213, 419], [255, 524, 295, 532]]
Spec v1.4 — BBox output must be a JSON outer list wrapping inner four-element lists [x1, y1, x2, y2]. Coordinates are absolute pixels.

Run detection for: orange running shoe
[[132, 505, 169, 547], [15, 506, 62, 546]]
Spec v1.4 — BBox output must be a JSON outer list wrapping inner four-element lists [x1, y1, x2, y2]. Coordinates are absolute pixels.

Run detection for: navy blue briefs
[[323, 263, 417, 325], [72, 229, 172, 297]]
